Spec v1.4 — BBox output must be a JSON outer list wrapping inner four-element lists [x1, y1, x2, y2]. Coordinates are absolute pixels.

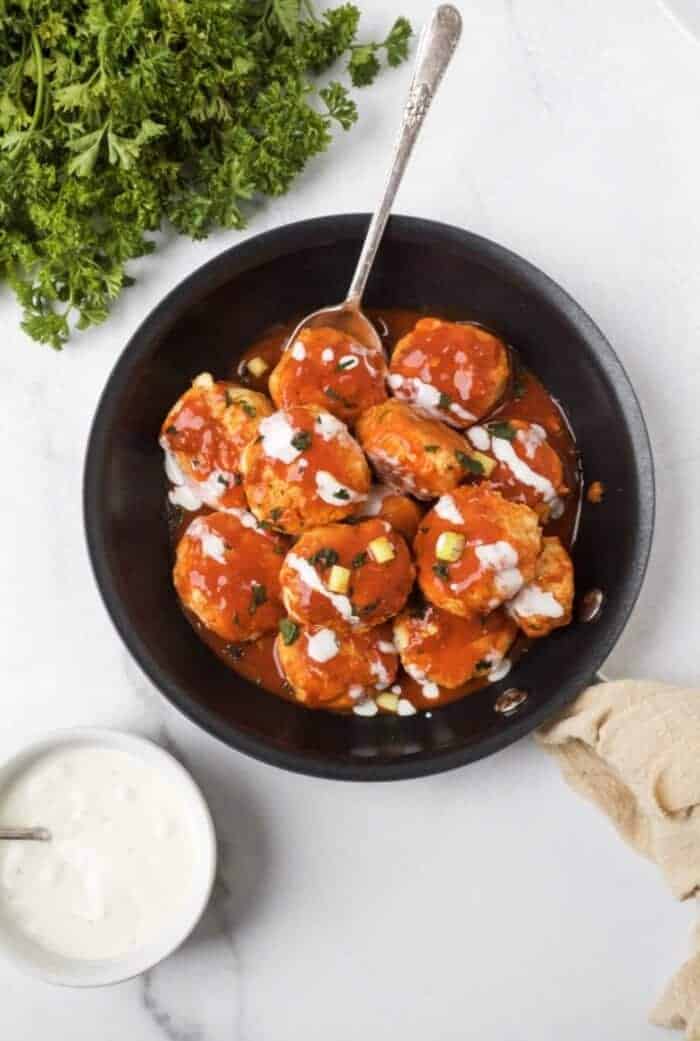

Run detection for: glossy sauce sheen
[[168, 309, 581, 713], [161, 380, 269, 511], [241, 405, 370, 534]]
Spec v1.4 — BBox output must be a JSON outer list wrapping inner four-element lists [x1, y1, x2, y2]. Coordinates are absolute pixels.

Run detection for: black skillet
[[83, 215, 655, 780]]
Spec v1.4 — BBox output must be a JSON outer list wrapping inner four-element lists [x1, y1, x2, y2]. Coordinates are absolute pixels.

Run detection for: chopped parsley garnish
[[270, 507, 283, 522], [217, 474, 229, 486], [324, 386, 353, 408], [424, 444, 439, 453], [248, 583, 267, 614], [279, 619, 300, 646], [165, 424, 178, 436], [432, 562, 450, 580], [291, 431, 312, 451], [438, 392, 452, 410], [334, 487, 351, 500], [224, 643, 245, 661], [336, 357, 356, 371], [234, 398, 256, 418], [475, 659, 491, 671], [512, 372, 526, 400], [351, 552, 368, 568], [309, 547, 339, 568], [488, 421, 516, 441], [455, 451, 484, 475]]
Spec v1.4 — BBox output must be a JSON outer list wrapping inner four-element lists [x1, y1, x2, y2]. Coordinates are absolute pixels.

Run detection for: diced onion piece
[[436, 531, 466, 563], [327, 565, 351, 594], [247, 356, 269, 378], [368, 536, 395, 564], [193, 372, 214, 389], [376, 692, 400, 713], [470, 450, 496, 477]]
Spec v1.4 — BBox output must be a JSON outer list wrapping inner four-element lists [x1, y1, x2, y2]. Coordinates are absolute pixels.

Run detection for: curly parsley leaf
[[385, 17, 413, 66], [320, 81, 358, 129]]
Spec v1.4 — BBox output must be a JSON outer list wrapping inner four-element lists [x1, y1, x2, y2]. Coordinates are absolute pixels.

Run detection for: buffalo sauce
[[167, 309, 581, 714]]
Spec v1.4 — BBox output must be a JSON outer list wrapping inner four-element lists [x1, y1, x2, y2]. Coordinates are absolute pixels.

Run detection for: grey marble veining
[[1, 1, 698, 1037]]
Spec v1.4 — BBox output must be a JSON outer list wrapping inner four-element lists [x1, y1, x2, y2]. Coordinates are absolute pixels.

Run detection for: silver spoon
[[286, 4, 463, 352], [0, 827, 51, 841]]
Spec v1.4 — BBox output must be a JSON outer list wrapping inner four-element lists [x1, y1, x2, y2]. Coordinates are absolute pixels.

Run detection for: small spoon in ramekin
[[0, 827, 51, 841], [285, 4, 462, 353]]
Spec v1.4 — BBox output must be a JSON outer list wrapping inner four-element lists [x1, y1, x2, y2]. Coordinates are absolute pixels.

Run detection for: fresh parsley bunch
[[0, 1, 412, 348]]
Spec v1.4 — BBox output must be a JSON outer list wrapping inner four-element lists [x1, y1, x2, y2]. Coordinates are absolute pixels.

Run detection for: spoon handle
[[0, 827, 51, 841], [346, 4, 462, 307]]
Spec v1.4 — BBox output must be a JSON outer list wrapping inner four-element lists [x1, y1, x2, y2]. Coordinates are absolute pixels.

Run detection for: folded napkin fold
[[537, 680, 700, 1039]]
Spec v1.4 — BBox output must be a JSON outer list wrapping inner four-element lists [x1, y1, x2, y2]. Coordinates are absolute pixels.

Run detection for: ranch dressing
[[0, 745, 196, 961]]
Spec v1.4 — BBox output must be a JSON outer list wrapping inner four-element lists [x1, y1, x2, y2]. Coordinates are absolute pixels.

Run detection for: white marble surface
[[1, 0, 699, 1036]]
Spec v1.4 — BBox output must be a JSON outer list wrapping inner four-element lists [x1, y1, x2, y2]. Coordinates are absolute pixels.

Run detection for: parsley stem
[[11, 33, 45, 158]]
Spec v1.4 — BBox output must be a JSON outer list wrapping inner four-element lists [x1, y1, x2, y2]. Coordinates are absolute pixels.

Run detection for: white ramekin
[[0, 727, 217, 986]]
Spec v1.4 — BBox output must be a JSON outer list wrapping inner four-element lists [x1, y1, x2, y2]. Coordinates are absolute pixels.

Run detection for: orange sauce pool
[[167, 309, 582, 714]]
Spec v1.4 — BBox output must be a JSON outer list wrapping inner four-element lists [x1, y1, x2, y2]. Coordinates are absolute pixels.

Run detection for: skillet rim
[[83, 214, 655, 781]]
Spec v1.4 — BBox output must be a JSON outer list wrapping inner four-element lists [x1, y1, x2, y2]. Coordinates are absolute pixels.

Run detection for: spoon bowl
[[285, 301, 383, 353]]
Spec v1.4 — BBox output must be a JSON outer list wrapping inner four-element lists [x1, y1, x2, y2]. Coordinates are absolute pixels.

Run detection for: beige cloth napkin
[[537, 679, 700, 1039]]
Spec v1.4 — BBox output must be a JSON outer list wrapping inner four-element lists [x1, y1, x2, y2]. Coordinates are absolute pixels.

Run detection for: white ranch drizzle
[[290, 341, 306, 361], [306, 628, 340, 663], [517, 423, 546, 460], [434, 494, 464, 525], [285, 554, 359, 625], [321, 348, 335, 363], [509, 583, 564, 619], [397, 699, 417, 716], [187, 518, 228, 564], [475, 541, 524, 599], [162, 442, 234, 511], [453, 369, 473, 400], [490, 436, 557, 503], [448, 400, 476, 423], [314, 470, 364, 506], [404, 663, 439, 700], [315, 410, 346, 441], [467, 426, 491, 452], [259, 412, 302, 465]]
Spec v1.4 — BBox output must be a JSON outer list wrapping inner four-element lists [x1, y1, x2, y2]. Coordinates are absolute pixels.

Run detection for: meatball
[[414, 485, 542, 617], [508, 536, 574, 637], [240, 405, 371, 535], [269, 326, 388, 425], [275, 622, 399, 714], [465, 419, 569, 522], [388, 318, 510, 427], [356, 399, 472, 500], [173, 510, 287, 643], [351, 485, 425, 542], [161, 373, 273, 511], [280, 518, 415, 632], [394, 604, 517, 689]]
